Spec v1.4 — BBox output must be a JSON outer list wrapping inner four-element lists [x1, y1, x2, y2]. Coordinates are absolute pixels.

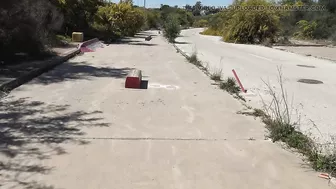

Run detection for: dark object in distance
[[297, 79, 323, 84], [145, 35, 152, 41]]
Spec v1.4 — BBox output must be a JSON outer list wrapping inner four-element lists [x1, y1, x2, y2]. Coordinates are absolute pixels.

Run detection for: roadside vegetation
[[163, 14, 181, 43], [198, 0, 336, 45], [236, 67, 336, 176]]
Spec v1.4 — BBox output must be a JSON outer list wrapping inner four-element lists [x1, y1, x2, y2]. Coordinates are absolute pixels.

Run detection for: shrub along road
[[175, 28, 336, 145], [0, 31, 332, 189]]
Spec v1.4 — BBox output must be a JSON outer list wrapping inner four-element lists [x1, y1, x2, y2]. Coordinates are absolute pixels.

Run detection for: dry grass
[[210, 68, 222, 81], [243, 66, 336, 176]]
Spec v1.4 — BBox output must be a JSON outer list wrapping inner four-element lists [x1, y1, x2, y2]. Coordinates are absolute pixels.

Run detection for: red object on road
[[80, 47, 94, 52], [232, 69, 246, 93], [125, 69, 142, 89]]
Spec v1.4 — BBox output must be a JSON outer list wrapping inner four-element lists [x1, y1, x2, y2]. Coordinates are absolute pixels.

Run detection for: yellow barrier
[[72, 32, 84, 42]]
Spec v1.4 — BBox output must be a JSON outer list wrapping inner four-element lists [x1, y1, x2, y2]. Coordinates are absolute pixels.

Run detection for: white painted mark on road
[[148, 83, 180, 90], [249, 53, 272, 61]]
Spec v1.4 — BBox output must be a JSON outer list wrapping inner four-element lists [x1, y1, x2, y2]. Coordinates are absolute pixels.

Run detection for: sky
[[110, 0, 233, 8]]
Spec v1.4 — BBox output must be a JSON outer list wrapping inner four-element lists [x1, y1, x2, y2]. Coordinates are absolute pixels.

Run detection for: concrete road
[[0, 31, 333, 189], [175, 28, 336, 144]]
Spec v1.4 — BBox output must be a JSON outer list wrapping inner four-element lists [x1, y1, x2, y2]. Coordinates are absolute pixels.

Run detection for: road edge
[[172, 39, 336, 187], [0, 48, 80, 93]]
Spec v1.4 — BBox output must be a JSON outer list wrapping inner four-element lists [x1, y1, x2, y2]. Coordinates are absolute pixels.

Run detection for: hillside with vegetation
[[198, 0, 336, 45]]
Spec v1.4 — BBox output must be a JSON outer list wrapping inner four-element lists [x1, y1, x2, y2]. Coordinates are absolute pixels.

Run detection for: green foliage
[[55, 0, 104, 34], [199, 0, 336, 43], [223, 0, 280, 44], [193, 19, 208, 27], [192, 1, 202, 16], [94, 2, 145, 37], [200, 28, 222, 36], [186, 51, 202, 66], [144, 10, 161, 29], [220, 77, 241, 94], [176, 9, 194, 27], [160, 5, 194, 28], [163, 14, 181, 43], [197, 0, 281, 44], [294, 20, 317, 39]]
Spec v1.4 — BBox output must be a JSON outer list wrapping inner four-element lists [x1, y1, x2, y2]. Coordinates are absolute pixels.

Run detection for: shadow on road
[[30, 61, 132, 85], [0, 96, 109, 188]]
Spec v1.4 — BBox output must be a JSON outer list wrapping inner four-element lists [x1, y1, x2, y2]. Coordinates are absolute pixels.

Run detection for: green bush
[[222, 0, 280, 44], [194, 19, 208, 27], [163, 14, 181, 43], [293, 20, 317, 40], [144, 10, 161, 29], [200, 28, 221, 36], [94, 2, 145, 37], [198, 0, 281, 44], [160, 5, 194, 28], [54, 0, 104, 35]]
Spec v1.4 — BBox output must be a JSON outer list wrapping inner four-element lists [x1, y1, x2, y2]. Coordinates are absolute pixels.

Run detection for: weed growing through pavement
[[220, 77, 240, 94], [220, 77, 246, 102], [187, 51, 202, 67], [210, 68, 222, 81], [239, 66, 336, 176], [177, 45, 245, 101]]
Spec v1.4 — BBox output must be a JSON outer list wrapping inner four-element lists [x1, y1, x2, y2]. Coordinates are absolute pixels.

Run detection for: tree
[[184, 4, 193, 11], [192, 1, 202, 16], [319, 0, 336, 12], [55, 0, 105, 34], [294, 20, 317, 39], [145, 10, 160, 29], [223, 0, 280, 43], [94, 1, 145, 37], [163, 14, 181, 43]]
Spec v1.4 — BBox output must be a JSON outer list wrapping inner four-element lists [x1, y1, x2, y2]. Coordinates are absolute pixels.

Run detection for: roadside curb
[[79, 38, 99, 49], [172, 43, 189, 59], [0, 48, 80, 93], [0, 38, 103, 94]]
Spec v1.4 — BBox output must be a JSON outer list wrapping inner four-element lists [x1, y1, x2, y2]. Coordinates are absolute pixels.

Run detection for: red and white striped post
[[232, 69, 246, 93]]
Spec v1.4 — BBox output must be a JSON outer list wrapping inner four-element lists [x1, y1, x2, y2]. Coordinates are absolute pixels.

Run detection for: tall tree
[[192, 1, 202, 16]]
